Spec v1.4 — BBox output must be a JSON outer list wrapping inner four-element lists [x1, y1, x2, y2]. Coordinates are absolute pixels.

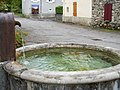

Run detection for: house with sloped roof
[[22, 0, 63, 18]]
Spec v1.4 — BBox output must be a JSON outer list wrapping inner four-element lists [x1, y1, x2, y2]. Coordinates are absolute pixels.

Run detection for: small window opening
[[67, 7, 69, 12]]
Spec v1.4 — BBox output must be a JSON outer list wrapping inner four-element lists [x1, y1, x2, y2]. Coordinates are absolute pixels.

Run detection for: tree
[[10, 0, 22, 13], [0, 0, 8, 12], [0, 0, 22, 13]]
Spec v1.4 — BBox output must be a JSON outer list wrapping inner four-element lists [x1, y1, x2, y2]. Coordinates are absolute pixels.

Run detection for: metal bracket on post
[[0, 13, 16, 62]]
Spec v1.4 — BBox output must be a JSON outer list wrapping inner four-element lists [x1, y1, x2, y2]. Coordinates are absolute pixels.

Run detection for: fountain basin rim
[[4, 43, 120, 84]]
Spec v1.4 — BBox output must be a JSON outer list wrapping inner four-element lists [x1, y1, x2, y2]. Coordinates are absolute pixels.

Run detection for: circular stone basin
[[17, 45, 118, 71], [4, 43, 120, 90]]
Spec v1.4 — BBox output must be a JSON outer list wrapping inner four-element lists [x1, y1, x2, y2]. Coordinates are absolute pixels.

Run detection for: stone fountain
[[0, 13, 120, 90]]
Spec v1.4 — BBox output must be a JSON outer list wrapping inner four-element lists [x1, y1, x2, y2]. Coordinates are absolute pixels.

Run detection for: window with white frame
[[116, 0, 120, 2], [46, 0, 55, 3], [31, 0, 40, 2]]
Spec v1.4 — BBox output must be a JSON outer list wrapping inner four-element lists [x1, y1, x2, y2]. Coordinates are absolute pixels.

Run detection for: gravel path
[[15, 17, 120, 50]]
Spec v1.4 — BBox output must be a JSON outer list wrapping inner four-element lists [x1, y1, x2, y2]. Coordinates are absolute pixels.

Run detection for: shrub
[[0, 1, 10, 12], [0, 0, 22, 13], [55, 6, 63, 14], [15, 30, 27, 48]]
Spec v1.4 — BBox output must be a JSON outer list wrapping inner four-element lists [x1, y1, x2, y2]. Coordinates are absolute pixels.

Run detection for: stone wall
[[55, 14, 62, 21], [7, 75, 120, 90], [4, 43, 120, 90], [30, 13, 55, 19], [0, 62, 9, 90], [92, 0, 120, 30]]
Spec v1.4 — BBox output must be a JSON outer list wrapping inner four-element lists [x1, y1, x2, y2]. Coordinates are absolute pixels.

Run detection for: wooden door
[[73, 2, 77, 16], [104, 3, 112, 21]]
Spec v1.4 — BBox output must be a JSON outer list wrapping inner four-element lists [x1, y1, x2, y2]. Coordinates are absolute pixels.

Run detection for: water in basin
[[17, 47, 119, 71]]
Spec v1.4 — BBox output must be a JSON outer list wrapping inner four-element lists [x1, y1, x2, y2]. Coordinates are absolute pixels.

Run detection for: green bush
[[15, 30, 27, 48], [55, 6, 63, 14], [0, 0, 22, 13], [0, 1, 10, 12]]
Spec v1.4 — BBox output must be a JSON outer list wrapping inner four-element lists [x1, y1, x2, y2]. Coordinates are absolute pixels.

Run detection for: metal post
[[0, 13, 16, 62]]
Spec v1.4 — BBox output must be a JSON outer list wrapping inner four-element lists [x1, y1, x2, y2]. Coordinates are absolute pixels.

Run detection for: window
[[67, 7, 69, 12], [46, 0, 55, 3], [32, 5, 39, 14], [116, 0, 120, 2], [31, 0, 40, 2]]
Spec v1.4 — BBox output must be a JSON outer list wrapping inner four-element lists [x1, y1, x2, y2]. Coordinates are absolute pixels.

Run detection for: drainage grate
[[92, 39, 102, 41]]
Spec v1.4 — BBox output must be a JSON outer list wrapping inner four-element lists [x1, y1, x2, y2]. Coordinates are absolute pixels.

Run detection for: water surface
[[17, 47, 120, 71]]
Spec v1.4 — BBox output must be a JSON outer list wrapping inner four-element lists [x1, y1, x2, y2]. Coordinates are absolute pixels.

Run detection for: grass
[[14, 13, 29, 18]]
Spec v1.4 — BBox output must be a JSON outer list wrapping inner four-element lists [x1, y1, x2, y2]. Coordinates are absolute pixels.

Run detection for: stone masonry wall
[[8, 75, 120, 90], [92, 0, 120, 30], [0, 62, 9, 90]]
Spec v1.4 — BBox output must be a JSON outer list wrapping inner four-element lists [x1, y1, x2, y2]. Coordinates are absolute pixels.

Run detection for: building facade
[[63, 0, 120, 29], [92, 0, 120, 29], [22, 0, 63, 18], [63, 0, 92, 26]]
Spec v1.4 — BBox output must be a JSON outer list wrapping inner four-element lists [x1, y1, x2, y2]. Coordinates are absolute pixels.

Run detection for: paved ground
[[15, 17, 120, 50]]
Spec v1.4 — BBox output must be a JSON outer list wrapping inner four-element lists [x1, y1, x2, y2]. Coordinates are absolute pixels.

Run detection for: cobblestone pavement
[[15, 17, 120, 50]]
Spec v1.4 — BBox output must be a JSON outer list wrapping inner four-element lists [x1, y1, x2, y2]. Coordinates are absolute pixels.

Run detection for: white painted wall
[[63, 0, 74, 16], [22, 0, 31, 15], [63, 0, 92, 18], [22, 0, 63, 17], [42, 0, 62, 14], [63, 0, 92, 26], [77, 0, 92, 18]]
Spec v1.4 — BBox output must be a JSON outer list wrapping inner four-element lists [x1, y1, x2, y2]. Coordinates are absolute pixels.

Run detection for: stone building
[[63, 0, 120, 29], [22, 0, 63, 18], [92, 0, 120, 29]]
